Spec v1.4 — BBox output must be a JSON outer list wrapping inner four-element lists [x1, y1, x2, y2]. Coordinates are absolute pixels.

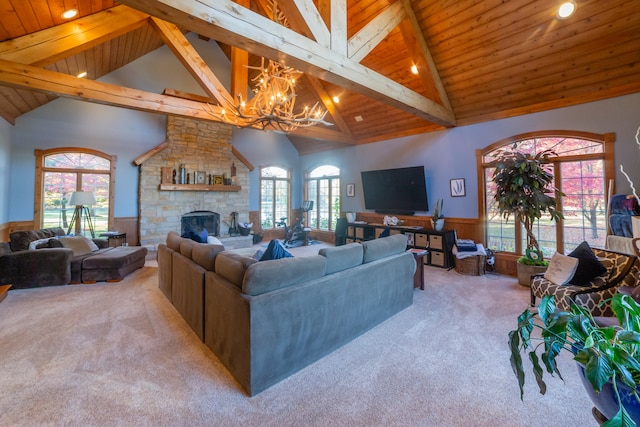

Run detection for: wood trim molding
[[480, 130, 609, 163], [133, 140, 170, 166], [232, 146, 254, 172]]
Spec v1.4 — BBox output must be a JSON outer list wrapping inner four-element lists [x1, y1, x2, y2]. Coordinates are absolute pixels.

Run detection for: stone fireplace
[[138, 116, 250, 247]]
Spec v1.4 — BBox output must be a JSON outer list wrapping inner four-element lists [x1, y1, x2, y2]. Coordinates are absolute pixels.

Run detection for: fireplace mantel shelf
[[159, 184, 241, 192]]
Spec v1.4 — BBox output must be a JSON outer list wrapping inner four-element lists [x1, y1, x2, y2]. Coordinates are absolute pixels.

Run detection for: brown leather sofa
[[0, 227, 148, 289]]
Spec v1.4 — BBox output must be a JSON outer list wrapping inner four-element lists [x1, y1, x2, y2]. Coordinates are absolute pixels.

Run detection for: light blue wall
[[0, 118, 12, 224], [232, 128, 301, 210], [6, 33, 277, 221], [302, 92, 640, 219]]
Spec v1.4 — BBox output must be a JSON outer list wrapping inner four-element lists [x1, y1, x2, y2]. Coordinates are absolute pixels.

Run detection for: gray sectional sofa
[[158, 232, 416, 395]]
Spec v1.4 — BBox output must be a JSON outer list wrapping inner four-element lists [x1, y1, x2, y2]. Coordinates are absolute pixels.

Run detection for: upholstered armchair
[[530, 245, 639, 317]]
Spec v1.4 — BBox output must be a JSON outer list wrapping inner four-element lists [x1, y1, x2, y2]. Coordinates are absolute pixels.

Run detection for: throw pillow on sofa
[[28, 237, 53, 250], [259, 240, 293, 261], [58, 236, 99, 256], [568, 241, 607, 286]]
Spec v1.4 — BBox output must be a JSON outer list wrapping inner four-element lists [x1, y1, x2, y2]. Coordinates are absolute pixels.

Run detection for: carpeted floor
[[0, 249, 596, 426]]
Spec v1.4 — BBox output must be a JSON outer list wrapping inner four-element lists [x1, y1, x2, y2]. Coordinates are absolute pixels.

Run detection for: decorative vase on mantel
[[431, 218, 445, 231]]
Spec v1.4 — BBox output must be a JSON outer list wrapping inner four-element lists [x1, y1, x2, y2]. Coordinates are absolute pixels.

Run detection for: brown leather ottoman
[[80, 246, 148, 283]]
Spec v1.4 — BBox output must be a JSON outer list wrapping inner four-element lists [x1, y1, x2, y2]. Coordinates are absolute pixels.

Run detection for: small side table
[[0, 284, 11, 304], [100, 232, 127, 247], [408, 248, 428, 290]]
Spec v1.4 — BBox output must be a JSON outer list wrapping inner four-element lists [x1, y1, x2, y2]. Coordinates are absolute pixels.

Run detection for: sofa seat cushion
[[82, 246, 146, 270], [361, 234, 407, 263], [69, 248, 113, 283], [243, 254, 327, 296], [319, 243, 363, 274], [80, 246, 147, 282]]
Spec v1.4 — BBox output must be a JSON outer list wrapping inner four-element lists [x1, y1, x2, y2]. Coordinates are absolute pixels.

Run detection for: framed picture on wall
[[346, 183, 355, 197], [450, 178, 466, 197]]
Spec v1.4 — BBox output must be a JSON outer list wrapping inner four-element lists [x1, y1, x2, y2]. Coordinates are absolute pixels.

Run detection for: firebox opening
[[181, 211, 220, 239]]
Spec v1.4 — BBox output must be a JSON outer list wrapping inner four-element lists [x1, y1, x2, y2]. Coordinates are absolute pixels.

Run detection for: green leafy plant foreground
[[509, 294, 640, 427]]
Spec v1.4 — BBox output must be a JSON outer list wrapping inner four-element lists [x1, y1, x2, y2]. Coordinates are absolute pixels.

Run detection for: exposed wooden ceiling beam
[[118, 0, 456, 127], [0, 59, 225, 121], [161, 87, 354, 144], [330, 0, 348, 56], [149, 17, 231, 105], [289, 123, 355, 144], [348, 2, 405, 63], [230, 0, 250, 102], [305, 76, 352, 137], [399, 0, 452, 111], [0, 5, 149, 67], [284, 0, 330, 46]]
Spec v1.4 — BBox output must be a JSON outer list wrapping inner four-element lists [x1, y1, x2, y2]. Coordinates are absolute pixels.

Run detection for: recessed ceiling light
[[557, 2, 576, 19], [61, 9, 78, 19], [411, 65, 418, 75], [354, 115, 363, 122], [332, 96, 340, 103], [77, 71, 87, 78]]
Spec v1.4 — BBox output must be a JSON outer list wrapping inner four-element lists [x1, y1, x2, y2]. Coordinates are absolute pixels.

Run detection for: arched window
[[35, 148, 116, 236], [260, 166, 290, 230], [478, 131, 615, 257], [305, 165, 341, 231]]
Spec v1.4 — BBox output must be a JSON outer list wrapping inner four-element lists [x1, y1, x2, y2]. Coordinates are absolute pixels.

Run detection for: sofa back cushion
[[319, 243, 363, 274], [10, 227, 66, 252], [179, 240, 197, 260], [214, 252, 258, 288], [361, 234, 408, 263], [243, 255, 327, 296], [592, 247, 636, 283], [191, 243, 225, 271], [166, 231, 183, 252]]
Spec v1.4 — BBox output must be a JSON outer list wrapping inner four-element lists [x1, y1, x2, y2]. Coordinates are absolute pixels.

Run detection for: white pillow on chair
[[544, 252, 579, 286]]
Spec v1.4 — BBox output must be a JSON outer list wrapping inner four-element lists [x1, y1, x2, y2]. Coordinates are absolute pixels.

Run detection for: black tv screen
[[361, 166, 429, 215]]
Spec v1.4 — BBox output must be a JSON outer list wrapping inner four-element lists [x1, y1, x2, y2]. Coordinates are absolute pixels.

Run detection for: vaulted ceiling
[[0, 1, 639, 155]]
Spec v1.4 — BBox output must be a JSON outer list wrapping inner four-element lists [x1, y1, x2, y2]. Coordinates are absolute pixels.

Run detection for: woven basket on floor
[[455, 255, 486, 276]]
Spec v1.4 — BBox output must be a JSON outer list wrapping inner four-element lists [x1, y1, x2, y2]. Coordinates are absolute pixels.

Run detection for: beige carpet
[[0, 251, 596, 426]]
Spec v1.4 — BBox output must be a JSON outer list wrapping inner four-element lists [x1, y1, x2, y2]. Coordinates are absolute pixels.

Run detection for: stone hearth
[[138, 116, 249, 247]]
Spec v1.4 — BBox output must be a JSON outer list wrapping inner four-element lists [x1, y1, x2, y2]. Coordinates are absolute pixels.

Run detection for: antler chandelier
[[206, 1, 332, 133], [224, 57, 331, 133]]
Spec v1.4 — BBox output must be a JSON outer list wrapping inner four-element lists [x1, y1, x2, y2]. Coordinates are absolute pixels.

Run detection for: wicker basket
[[455, 255, 486, 276]]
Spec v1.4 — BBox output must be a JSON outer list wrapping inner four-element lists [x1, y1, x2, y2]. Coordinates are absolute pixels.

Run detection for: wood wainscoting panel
[[112, 217, 138, 246]]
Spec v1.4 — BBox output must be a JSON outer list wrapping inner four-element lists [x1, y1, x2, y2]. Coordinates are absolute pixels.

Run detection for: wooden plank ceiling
[[0, 0, 639, 155]]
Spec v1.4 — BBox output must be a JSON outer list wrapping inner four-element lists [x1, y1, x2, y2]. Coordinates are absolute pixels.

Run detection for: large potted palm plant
[[509, 293, 640, 427], [491, 149, 564, 285]]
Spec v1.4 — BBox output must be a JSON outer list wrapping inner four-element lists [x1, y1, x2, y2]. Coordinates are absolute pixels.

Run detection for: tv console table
[[346, 223, 455, 269]]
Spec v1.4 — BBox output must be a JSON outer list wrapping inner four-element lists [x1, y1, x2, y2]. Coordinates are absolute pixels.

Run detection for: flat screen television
[[360, 166, 429, 215]]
